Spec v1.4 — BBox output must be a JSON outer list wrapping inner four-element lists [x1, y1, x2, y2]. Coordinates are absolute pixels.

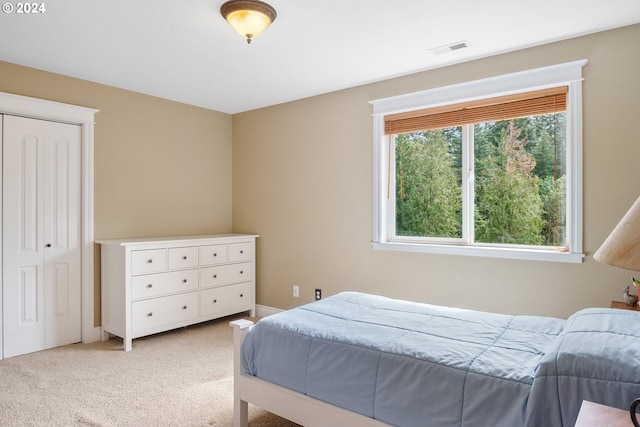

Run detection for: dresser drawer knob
[[240, 250, 244, 254], [213, 253, 217, 257], [182, 279, 188, 283], [182, 305, 187, 310], [147, 312, 153, 317], [146, 259, 153, 264], [147, 284, 153, 288], [240, 270, 244, 274], [240, 293, 244, 298], [182, 256, 187, 260], [213, 299, 217, 303], [213, 274, 217, 279]]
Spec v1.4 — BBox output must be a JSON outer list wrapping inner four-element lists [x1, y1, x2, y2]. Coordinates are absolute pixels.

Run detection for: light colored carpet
[[0, 315, 299, 426]]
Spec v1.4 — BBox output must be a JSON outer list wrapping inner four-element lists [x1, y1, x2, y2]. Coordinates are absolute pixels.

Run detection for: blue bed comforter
[[526, 307, 640, 426], [241, 292, 640, 427]]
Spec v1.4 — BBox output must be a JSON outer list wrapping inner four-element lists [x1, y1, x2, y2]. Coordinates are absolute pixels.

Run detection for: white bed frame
[[231, 319, 391, 427]]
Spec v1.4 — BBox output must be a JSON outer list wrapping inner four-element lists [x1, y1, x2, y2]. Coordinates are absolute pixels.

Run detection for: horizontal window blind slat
[[385, 86, 568, 135]]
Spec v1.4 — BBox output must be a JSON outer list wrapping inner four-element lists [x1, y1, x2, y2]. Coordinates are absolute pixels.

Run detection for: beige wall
[[233, 24, 640, 318], [1, 24, 638, 325], [0, 61, 233, 325]]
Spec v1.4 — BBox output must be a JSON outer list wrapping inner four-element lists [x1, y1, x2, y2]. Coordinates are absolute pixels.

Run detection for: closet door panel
[[19, 266, 39, 323], [19, 134, 39, 251], [3, 115, 46, 358], [43, 120, 81, 349]]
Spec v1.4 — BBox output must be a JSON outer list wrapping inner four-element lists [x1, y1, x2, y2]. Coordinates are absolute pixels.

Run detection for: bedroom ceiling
[[1, 0, 639, 114]]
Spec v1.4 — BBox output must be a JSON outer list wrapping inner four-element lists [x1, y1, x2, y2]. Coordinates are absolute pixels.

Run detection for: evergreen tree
[[539, 175, 566, 246], [530, 114, 566, 246], [395, 131, 462, 237], [475, 121, 544, 244]]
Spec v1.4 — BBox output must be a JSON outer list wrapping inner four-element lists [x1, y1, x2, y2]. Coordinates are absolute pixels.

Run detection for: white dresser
[[98, 234, 258, 351]]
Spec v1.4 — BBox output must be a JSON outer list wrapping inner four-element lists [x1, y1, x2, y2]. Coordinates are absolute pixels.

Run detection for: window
[[370, 61, 587, 263]]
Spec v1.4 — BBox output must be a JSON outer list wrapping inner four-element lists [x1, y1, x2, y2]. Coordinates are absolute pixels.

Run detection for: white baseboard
[[256, 304, 283, 318], [84, 326, 102, 344]]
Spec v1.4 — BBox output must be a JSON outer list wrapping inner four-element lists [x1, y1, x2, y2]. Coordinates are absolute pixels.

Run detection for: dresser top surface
[[96, 233, 259, 246]]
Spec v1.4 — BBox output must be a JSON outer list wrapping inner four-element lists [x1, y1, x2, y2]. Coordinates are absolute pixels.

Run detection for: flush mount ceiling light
[[220, 0, 277, 44]]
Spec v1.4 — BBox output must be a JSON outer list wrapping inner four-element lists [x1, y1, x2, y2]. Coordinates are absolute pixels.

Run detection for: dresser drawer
[[228, 242, 252, 262], [199, 244, 228, 266], [131, 269, 199, 300], [168, 246, 199, 270], [131, 249, 167, 275], [200, 283, 252, 317], [131, 292, 198, 333], [200, 262, 252, 288]]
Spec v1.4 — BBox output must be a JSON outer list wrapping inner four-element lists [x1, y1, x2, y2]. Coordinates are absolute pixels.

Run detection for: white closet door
[[3, 115, 81, 358], [42, 118, 82, 349]]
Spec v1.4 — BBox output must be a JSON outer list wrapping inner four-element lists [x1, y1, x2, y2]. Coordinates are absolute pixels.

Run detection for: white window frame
[[370, 60, 587, 263]]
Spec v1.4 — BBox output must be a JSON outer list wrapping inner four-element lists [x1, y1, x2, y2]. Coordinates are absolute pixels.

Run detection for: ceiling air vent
[[429, 40, 471, 55]]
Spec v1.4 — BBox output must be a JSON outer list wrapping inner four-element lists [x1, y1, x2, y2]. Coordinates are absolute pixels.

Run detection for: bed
[[230, 291, 640, 427]]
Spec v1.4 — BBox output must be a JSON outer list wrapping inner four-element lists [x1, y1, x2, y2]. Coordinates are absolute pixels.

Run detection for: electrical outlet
[[315, 288, 322, 300], [293, 285, 299, 298]]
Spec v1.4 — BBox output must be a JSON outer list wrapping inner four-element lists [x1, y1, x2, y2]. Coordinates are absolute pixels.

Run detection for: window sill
[[372, 241, 585, 263]]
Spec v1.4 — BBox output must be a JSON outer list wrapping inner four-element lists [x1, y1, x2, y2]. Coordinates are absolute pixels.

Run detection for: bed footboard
[[230, 319, 391, 427]]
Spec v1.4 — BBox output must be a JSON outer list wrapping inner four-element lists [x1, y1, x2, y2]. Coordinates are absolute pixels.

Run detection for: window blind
[[384, 86, 568, 135]]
